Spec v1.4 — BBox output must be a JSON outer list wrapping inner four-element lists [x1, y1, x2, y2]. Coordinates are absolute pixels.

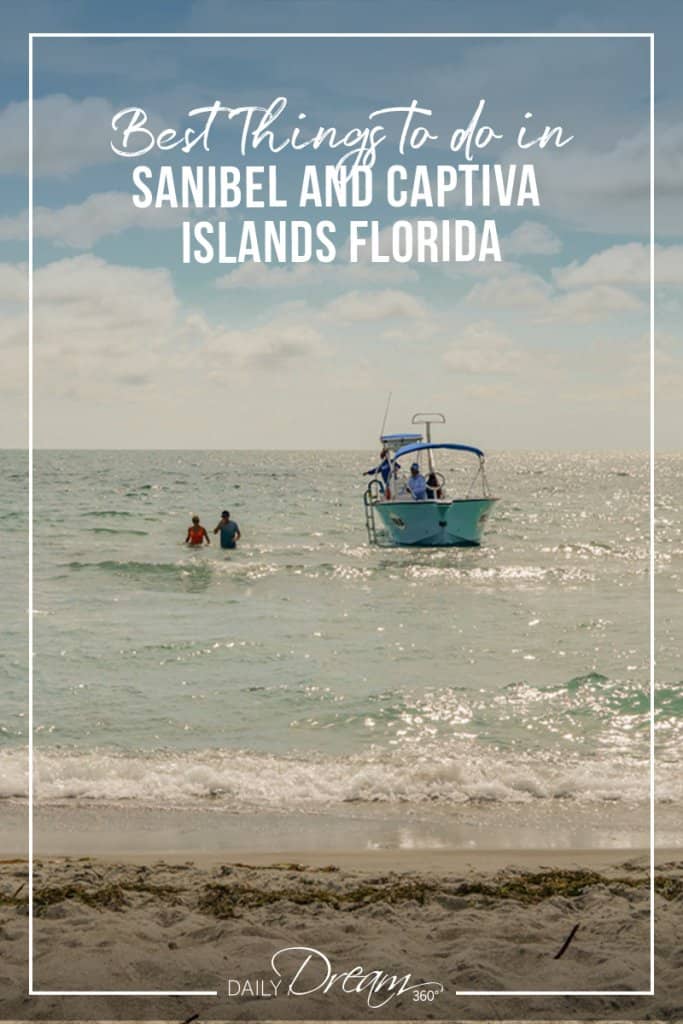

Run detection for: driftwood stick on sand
[[553, 922, 580, 959]]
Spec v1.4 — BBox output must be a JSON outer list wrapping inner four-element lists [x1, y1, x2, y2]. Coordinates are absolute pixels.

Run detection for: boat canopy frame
[[387, 441, 491, 499], [391, 441, 485, 461]]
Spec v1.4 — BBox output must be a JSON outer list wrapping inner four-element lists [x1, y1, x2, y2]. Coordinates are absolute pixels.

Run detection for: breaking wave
[[0, 744, 665, 811]]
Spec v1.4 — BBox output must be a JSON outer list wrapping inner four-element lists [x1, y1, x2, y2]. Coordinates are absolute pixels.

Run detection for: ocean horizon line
[[0, 444, 663, 454]]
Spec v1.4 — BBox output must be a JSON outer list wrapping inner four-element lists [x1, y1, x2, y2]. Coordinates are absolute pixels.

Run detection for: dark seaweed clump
[[1, 864, 680, 917], [2, 879, 183, 916], [198, 878, 435, 918]]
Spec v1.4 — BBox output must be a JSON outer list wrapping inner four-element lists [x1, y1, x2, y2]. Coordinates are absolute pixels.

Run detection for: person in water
[[185, 515, 210, 546], [214, 510, 241, 549]]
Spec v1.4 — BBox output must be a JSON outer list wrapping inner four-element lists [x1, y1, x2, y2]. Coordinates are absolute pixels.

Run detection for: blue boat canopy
[[392, 441, 485, 460]]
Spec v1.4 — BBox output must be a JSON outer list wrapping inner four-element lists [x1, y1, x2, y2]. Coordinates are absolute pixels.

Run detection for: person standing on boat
[[214, 510, 241, 549], [426, 471, 443, 500], [407, 462, 427, 501], [364, 448, 400, 499], [185, 515, 210, 546]]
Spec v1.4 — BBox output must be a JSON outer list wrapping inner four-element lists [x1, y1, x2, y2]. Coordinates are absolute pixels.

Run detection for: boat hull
[[373, 498, 497, 546]]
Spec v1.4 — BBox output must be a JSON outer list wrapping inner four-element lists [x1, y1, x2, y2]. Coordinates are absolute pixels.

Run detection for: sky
[[0, 0, 680, 450]]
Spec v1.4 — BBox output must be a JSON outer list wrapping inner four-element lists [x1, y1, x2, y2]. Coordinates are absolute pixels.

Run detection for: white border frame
[[28, 29, 655, 999]]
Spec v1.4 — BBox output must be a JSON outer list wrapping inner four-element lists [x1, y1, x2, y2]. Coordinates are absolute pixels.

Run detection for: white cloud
[[325, 288, 426, 322], [1, 254, 328, 411], [0, 256, 176, 404], [34, 254, 176, 318], [0, 192, 185, 248], [466, 269, 553, 309], [0, 94, 118, 176], [200, 318, 326, 370], [651, 331, 683, 401], [215, 260, 417, 290], [216, 262, 319, 290], [527, 123, 683, 236], [541, 285, 643, 323], [553, 243, 683, 290], [0, 262, 26, 301], [462, 245, 651, 321], [442, 321, 520, 375], [503, 221, 562, 256], [31, 255, 181, 392]]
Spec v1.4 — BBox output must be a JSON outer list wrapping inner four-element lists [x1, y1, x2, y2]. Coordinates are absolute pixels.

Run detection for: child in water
[[185, 515, 210, 546]]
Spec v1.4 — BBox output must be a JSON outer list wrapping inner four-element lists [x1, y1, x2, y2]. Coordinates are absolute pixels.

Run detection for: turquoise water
[[0, 450, 679, 820]]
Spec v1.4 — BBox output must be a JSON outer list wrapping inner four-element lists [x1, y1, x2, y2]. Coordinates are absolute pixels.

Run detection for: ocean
[[1, 449, 680, 849]]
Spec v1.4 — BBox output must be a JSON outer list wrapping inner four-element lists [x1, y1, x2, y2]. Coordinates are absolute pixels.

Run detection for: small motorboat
[[363, 413, 498, 547]]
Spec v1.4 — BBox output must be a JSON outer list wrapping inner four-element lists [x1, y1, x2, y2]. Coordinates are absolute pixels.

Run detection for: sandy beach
[[0, 849, 680, 1020]]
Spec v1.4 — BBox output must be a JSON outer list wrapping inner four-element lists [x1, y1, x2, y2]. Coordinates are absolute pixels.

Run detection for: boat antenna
[[379, 391, 392, 441]]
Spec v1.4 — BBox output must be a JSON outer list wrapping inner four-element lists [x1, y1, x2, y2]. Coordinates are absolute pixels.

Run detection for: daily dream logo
[[226, 946, 444, 1009]]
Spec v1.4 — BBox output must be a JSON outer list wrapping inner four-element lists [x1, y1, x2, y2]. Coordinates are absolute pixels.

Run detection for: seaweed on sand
[[452, 869, 683, 905], [198, 878, 437, 918], [1, 864, 680, 918], [2, 879, 184, 916]]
